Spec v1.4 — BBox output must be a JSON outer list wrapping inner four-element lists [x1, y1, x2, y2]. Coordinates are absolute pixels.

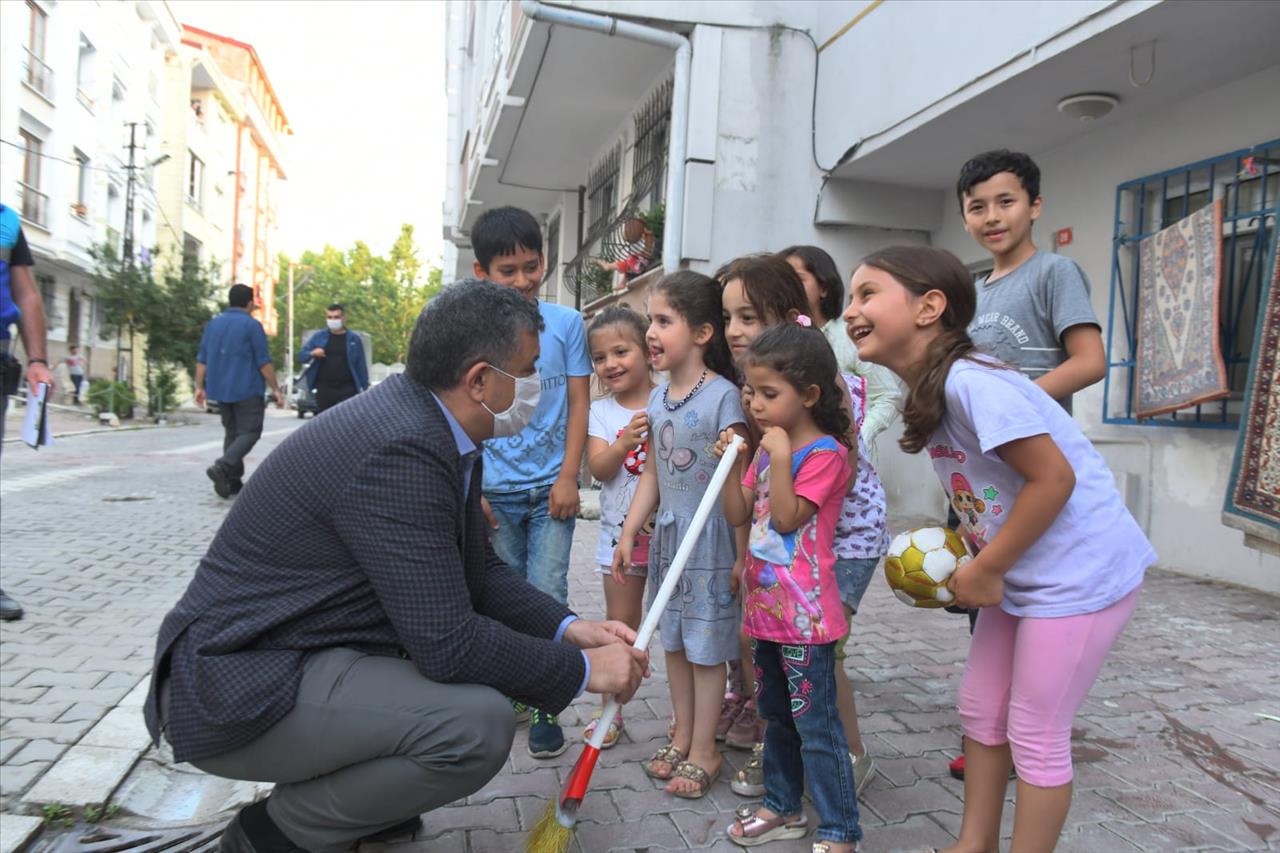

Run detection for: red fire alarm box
[[1056, 227, 1073, 247]]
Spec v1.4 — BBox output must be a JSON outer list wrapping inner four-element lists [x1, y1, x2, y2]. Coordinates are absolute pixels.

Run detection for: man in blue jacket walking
[[299, 304, 369, 414]]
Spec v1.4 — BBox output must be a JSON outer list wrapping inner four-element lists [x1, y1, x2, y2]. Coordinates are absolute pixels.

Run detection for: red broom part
[[561, 744, 601, 804]]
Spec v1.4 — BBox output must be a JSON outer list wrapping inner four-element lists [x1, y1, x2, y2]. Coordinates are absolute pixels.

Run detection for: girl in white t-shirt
[[844, 245, 1154, 853], [584, 306, 655, 749]]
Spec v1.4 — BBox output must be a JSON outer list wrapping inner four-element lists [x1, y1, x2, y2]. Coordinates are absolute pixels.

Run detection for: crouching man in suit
[[144, 279, 647, 853]]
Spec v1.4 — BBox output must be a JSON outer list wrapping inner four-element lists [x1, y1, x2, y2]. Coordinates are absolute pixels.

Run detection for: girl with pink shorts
[[844, 245, 1155, 853]]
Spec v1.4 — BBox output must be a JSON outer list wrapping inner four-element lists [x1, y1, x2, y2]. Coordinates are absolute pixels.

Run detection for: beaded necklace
[[662, 369, 708, 411]]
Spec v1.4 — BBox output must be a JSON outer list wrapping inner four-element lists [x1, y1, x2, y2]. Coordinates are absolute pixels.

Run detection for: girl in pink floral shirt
[[717, 320, 862, 852]]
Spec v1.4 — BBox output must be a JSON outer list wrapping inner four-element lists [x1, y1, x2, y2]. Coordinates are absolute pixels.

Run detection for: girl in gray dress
[[613, 271, 748, 799]]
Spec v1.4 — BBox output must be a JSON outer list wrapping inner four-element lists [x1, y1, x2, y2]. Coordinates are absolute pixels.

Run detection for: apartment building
[[0, 0, 179, 385], [442, 0, 1280, 590], [179, 26, 291, 336]]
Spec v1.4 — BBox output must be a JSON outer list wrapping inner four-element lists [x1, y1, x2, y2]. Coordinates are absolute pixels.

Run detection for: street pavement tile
[[3, 423, 1280, 852]]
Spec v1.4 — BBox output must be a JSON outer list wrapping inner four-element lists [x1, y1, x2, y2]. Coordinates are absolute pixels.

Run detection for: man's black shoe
[[229, 479, 244, 496], [359, 816, 423, 843], [0, 589, 23, 621], [207, 464, 232, 499], [220, 804, 300, 853]]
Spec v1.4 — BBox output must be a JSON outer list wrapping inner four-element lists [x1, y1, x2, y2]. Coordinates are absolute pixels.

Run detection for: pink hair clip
[[795, 314, 813, 328]]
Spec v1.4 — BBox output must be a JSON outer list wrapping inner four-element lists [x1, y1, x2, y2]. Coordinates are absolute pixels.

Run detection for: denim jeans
[[484, 484, 575, 604], [753, 640, 861, 844]]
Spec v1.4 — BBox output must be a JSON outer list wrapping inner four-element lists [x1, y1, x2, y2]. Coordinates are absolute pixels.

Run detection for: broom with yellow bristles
[[527, 434, 746, 853]]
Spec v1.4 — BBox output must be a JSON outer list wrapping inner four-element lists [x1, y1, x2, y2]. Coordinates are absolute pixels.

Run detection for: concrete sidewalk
[[2, 476, 1278, 851]]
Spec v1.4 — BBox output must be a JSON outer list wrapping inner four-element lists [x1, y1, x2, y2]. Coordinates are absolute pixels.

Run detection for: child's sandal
[[726, 804, 808, 847], [582, 709, 624, 749], [642, 743, 686, 780], [731, 742, 765, 797], [668, 759, 718, 799]]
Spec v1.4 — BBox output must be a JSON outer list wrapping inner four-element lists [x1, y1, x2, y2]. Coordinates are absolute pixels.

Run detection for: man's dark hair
[[956, 149, 1041, 209], [407, 278, 544, 390], [327, 303, 344, 313], [471, 206, 543, 272], [228, 284, 254, 308]]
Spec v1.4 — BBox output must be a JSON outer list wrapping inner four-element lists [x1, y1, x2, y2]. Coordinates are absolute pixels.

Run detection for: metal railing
[[22, 47, 54, 100], [1103, 138, 1279, 428], [17, 181, 48, 228], [564, 196, 664, 307]]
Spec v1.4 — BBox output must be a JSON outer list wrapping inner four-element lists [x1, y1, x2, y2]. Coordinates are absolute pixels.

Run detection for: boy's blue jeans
[[484, 484, 575, 604], [753, 639, 862, 844]]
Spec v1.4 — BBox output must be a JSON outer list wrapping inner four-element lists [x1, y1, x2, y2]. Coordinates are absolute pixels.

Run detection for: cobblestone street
[[2, 418, 1279, 852]]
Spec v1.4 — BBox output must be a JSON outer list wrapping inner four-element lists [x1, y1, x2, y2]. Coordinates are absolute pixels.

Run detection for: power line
[[0, 137, 128, 176]]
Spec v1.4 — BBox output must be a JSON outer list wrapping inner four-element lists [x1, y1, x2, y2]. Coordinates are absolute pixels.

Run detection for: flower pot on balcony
[[71, 203, 88, 218]]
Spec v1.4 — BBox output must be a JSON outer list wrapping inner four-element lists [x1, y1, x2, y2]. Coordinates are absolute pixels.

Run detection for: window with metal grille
[[586, 143, 621, 243], [1103, 139, 1279, 428], [632, 78, 672, 210]]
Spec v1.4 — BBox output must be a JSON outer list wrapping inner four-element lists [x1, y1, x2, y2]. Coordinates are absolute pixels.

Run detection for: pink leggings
[[958, 585, 1140, 787]]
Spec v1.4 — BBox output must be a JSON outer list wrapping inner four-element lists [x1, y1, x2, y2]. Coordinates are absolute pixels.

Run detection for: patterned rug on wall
[[1224, 209, 1280, 545], [1134, 199, 1230, 418]]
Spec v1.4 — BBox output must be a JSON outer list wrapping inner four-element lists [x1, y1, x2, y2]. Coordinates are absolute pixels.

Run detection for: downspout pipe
[[520, 0, 690, 274]]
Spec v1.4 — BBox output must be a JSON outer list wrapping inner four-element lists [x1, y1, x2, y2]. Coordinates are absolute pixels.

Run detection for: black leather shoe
[[229, 479, 244, 496], [219, 806, 301, 853], [359, 816, 423, 844], [0, 589, 22, 622], [207, 464, 232, 498]]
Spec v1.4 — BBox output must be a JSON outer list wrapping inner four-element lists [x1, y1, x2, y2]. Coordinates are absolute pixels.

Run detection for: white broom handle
[[587, 434, 745, 750]]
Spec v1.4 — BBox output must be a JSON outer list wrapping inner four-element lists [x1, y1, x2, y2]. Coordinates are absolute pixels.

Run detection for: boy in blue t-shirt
[[471, 206, 591, 759]]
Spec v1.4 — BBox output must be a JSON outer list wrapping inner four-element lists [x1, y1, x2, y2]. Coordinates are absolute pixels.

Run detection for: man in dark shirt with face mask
[[300, 304, 369, 414]]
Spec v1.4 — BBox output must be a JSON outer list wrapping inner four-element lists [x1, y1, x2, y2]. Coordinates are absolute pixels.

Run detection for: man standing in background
[[1, 202, 54, 621], [299, 304, 369, 415], [194, 284, 283, 499]]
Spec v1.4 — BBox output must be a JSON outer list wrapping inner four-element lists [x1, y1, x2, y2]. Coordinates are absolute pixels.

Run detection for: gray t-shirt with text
[[968, 251, 1099, 411]]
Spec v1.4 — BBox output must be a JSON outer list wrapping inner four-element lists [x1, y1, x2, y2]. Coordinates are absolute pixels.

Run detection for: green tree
[[273, 224, 441, 372], [91, 243, 220, 414]]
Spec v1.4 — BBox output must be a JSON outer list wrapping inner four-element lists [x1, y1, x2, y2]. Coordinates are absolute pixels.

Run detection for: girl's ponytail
[[900, 329, 975, 454], [857, 246, 979, 455]]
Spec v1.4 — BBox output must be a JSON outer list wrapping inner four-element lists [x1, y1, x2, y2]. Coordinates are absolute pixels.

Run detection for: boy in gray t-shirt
[[957, 150, 1105, 412]]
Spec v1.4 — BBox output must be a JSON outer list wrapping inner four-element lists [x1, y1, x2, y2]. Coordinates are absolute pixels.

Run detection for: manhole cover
[[28, 823, 222, 853]]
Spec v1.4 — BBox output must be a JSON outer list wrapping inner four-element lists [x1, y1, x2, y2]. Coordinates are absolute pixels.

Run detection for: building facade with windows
[[179, 26, 291, 336], [0, 0, 179, 388], [443, 0, 1280, 590], [153, 37, 243, 288]]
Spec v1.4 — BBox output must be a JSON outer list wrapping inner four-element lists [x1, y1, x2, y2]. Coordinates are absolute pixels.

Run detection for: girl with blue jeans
[[718, 321, 862, 852]]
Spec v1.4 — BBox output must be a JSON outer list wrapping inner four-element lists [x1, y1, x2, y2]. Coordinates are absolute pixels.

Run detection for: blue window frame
[[1104, 139, 1279, 428]]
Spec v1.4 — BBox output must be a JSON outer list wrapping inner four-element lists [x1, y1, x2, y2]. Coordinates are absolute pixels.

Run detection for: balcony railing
[[17, 182, 49, 228], [22, 48, 54, 101], [564, 198, 665, 307]]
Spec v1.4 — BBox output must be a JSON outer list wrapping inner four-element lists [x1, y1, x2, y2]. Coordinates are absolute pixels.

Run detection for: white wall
[[812, 0, 1124, 166], [931, 64, 1280, 592]]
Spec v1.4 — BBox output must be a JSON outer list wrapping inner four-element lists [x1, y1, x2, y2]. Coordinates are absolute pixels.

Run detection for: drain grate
[[28, 823, 224, 853]]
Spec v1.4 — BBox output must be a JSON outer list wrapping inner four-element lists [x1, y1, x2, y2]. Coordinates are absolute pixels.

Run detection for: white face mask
[[482, 364, 541, 438], [326, 318, 344, 331]]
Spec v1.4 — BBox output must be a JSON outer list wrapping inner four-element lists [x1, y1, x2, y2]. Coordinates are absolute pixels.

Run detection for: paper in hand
[[21, 382, 54, 449]]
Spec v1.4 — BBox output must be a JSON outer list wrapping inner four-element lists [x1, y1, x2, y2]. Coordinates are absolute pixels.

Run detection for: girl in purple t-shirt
[[845, 244, 1152, 853], [717, 321, 861, 852]]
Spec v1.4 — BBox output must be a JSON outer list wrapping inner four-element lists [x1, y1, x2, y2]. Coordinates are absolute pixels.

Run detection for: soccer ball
[[884, 526, 971, 608]]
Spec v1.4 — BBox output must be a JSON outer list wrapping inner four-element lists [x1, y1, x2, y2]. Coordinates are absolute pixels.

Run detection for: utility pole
[[287, 263, 294, 404], [122, 122, 139, 263], [116, 122, 140, 386]]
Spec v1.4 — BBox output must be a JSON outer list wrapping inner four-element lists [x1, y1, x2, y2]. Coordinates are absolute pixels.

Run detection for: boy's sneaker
[[716, 691, 747, 741], [851, 752, 877, 796], [511, 700, 531, 724], [528, 708, 567, 758], [725, 700, 764, 750]]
